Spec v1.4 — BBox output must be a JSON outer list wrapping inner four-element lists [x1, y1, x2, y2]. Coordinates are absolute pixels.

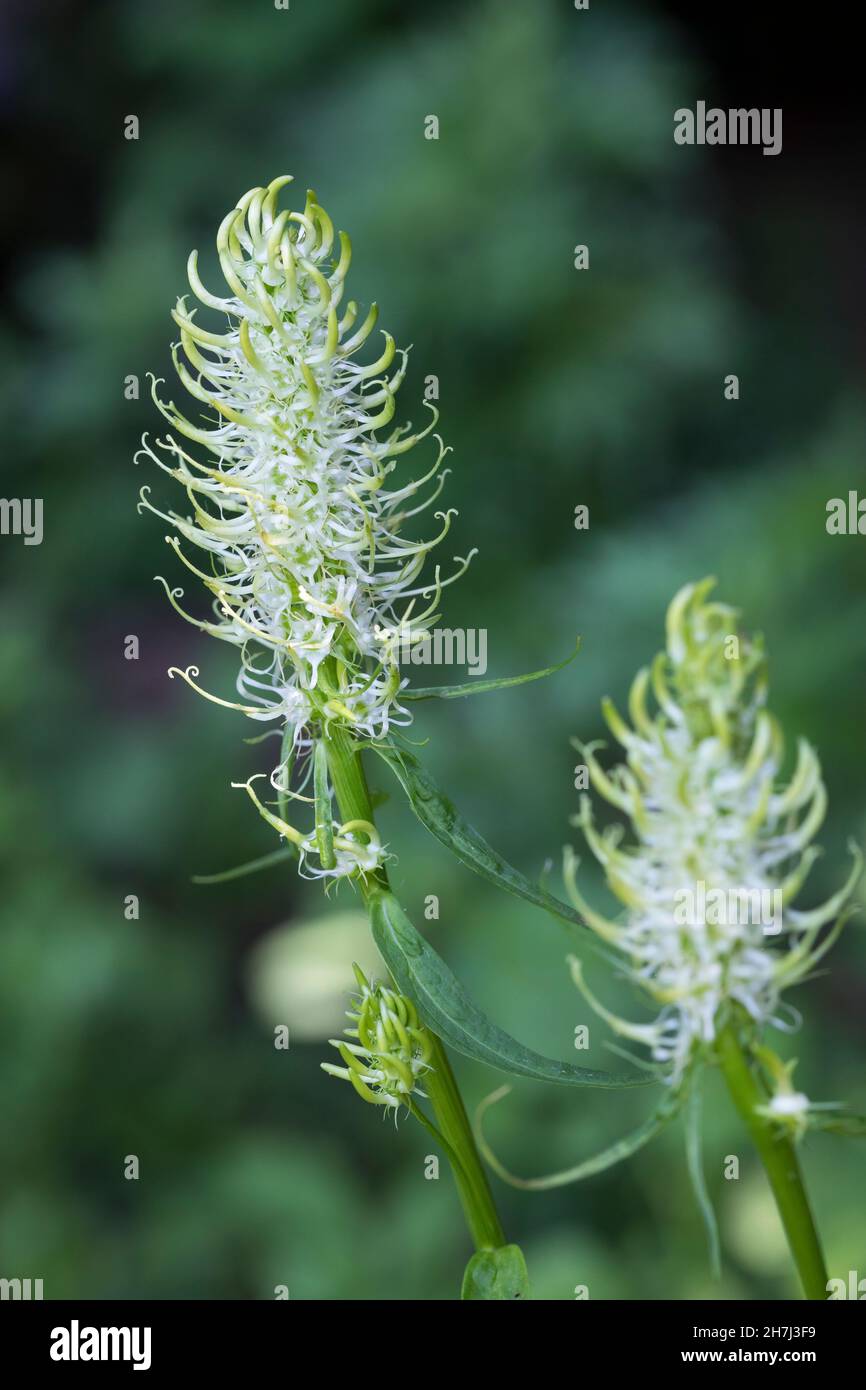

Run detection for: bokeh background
[[1, 0, 864, 1300]]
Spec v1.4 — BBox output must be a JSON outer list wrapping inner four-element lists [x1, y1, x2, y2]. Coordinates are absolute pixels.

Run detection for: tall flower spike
[[137, 176, 473, 877], [476, 580, 860, 1266], [321, 964, 433, 1111], [566, 577, 862, 1086]]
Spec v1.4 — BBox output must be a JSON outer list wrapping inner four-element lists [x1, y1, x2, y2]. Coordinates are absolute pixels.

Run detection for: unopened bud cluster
[[321, 965, 432, 1109]]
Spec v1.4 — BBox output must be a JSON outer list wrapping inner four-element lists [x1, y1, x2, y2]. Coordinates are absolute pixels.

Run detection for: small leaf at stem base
[[461, 1244, 531, 1301]]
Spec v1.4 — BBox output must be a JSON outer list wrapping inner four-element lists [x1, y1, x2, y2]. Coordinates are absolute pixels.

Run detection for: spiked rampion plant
[[477, 580, 864, 1299], [140, 176, 859, 1301], [138, 174, 642, 1301]]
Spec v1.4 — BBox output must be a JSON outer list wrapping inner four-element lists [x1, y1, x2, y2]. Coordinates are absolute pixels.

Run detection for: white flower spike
[[475, 580, 862, 1281], [137, 176, 473, 877], [566, 578, 862, 1088]]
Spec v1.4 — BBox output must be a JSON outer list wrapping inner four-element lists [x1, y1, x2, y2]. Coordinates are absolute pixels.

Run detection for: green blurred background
[[1, 0, 864, 1300]]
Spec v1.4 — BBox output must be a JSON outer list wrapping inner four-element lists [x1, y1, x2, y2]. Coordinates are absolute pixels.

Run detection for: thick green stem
[[423, 1034, 506, 1249], [324, 723, 506, 1252], [323, 724, 388, 892], [716, 1022, 828, 1299]]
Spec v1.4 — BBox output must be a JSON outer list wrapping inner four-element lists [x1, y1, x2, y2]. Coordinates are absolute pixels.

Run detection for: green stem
[[422, 1033, 506, 1249], [325, 721, 506, 1251], [716, 1021, 828, 1299]]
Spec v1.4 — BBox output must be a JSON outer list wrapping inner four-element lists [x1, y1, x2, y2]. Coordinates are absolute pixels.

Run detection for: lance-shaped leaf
[[404, 641, 580, 701], [191, 847, 293, 884], [684, 1083, 721, 1277], [369, 891, 648, 1088], [474, 1076, 686, 1190], [807, 1111, 866, 1138], [371, 744, 590, 935]]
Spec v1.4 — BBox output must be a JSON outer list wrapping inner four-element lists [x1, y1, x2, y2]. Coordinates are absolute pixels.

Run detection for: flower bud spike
[[140, 177, 474, 878], [564, 579, 862, 1085]]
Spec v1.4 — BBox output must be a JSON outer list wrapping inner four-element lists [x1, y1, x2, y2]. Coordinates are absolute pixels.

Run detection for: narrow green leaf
[[314, 739, 335, 870], [371, 744, 589, 935], [191, 847, 293, 884], [404, 641, 580, 701], [369, 891, 647, 1088], [684, 1084, 721, 1277], [808, 1111, 866, 1138], [475, 1079, 685, 1191], [461, 1245, 531, 1301]]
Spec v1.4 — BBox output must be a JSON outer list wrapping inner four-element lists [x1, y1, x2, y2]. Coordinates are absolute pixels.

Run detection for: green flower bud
[[321, 964, 432, 1109]]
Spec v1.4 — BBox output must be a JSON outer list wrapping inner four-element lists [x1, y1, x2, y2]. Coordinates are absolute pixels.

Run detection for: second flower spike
[[566, 577, 860, 1086]]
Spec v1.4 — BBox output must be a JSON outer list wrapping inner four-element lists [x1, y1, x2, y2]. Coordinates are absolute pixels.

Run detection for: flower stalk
[[324, 723, 506, 1254], [474, 578, 861, 1296], [421, 1033, 506, 1251], [141, 175, 520, 1294], [716, 1017, 828, 1300]]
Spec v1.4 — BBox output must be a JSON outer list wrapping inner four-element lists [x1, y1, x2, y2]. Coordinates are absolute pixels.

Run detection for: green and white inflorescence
[[137, 176, 472, 879], [566, 579, 861, 1108], [321, 965, 433, 1111]]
